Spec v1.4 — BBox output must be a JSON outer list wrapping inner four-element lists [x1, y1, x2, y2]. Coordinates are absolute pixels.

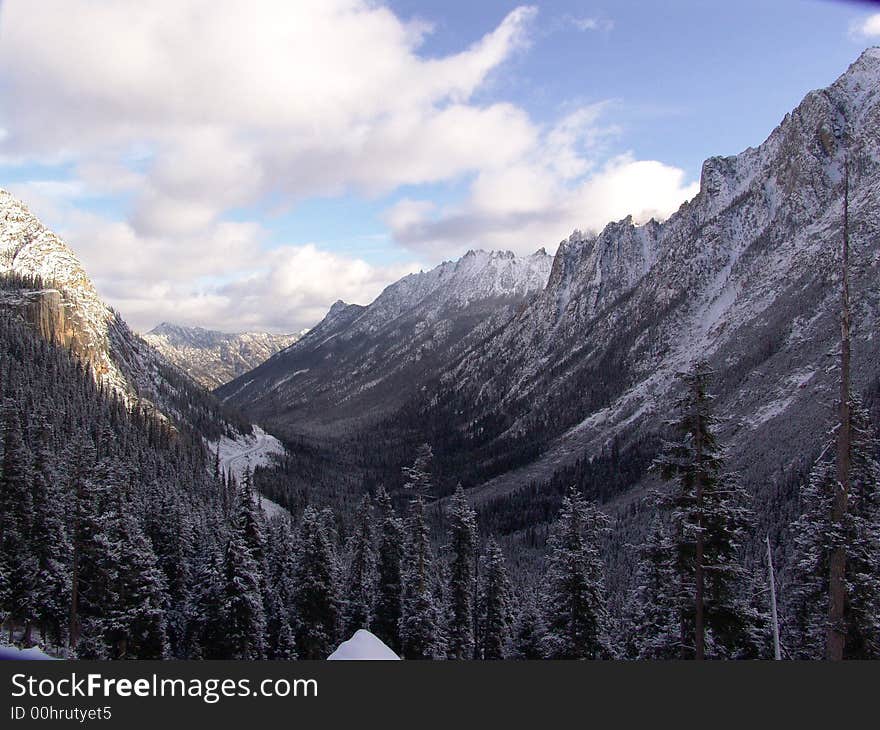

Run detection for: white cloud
[[850, 13, 880, 39], [560, 15, 614, 33], [385, 103, 699, 259], [0, 1, 696, 333]]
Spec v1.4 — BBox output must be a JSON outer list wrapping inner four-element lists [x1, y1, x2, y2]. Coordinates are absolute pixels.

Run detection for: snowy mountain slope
[[218, 248, 553, 433], [224, 49, 880, 516], [424, 48, 880, 504], [143, 322, 301, 389], [0, 189, 248, 439]]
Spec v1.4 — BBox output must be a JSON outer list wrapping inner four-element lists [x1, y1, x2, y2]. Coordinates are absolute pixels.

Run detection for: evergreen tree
[[399, 449, 444, 659], [623, 512, 680, 659], [653, 362, 765, 659], [446, 486, 477, 659], [508, 591, 545, 660], [373, 487, 404, 653], [478, 538, 513, 659], [0, 399, 37, 639], [344, 495, 377, 634], [101, 488, 169, 659], [185, 541, 227, 659], [402, 443, 433, 497], [29, 416, 72, 646], [223, 526, 266, 659], [265, 516, 298, 660], [789, 398, 880, 659], [292, 506, 341, 659], [541, 488, 610, 660]]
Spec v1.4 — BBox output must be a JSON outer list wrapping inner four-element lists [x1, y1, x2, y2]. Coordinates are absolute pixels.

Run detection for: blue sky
[[1, 0, 878, 332]]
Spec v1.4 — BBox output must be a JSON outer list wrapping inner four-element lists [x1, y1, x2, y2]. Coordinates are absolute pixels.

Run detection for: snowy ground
[[207, 425, 289, 519], [0, 643, 57, 660], [327, 630, 400, 660]]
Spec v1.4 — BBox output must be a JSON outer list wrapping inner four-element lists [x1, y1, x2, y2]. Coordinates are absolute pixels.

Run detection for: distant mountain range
[[217, 248, 553, 433], [143, 323, 302, 390]]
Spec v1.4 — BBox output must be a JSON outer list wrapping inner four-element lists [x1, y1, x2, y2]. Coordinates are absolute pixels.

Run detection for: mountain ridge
[[143, 322, 301, 389]]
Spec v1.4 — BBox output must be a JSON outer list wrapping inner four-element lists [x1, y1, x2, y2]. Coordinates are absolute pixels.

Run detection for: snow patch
[[327, 630, 399, 660]]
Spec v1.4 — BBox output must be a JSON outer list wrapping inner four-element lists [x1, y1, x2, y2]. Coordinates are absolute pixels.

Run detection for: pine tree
[[478, 538, 513, 659], [623, 512, 680, 659], [292, 506, 341, 659], [0, 399, 37, 639], [789, 398, 880, 658], [508, 591, 545, 660], [344, 495, 377, 635], [265, 516, 298, 660], [653, 362, 765, 659], [373, 487, 404, 653], [446, 486, 477, 659], [541, 488, 610, 660], [399, 449, 444, 659], [101, 488, 169, 659], [402, 443, 433, 497], [223, 526, 266, 659], [185, 541, 227, 659], [29, 416, 72, 646]]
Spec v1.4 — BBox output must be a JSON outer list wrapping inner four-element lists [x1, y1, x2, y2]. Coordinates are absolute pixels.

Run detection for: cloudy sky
[[1, 0, 878, 333]]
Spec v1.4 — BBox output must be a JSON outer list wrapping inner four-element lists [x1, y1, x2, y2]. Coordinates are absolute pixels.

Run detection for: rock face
[[143, 323, 301, 390], [419, 48, 880, 503], [0, 189, 245, 437], [217, 248, 553, 433], [0, 190, 132, 393]]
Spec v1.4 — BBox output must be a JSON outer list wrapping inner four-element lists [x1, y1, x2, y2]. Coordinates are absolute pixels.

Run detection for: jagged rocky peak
[[143, 322, 301, 390]]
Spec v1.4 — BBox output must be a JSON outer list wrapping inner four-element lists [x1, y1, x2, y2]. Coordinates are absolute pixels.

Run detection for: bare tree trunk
[[766, 536, 781, 660], [827, 156, 851, 661]]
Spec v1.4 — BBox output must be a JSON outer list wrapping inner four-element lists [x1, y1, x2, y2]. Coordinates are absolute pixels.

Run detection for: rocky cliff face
[[218, 248, 553, 433], [0, 189, 247, 438], [143, 323, 301, 390], [424, 48, 880, 503]]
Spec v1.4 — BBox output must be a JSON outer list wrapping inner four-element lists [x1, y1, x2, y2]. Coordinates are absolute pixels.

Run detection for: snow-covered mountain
[[225, 49, 880, 518], [217, 248, 553, 432], [0, 189, 247, 438], [143, 323, 301, 389], [422, 47, 880, 505]]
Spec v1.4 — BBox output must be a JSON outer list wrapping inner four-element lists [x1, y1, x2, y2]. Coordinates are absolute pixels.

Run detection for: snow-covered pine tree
[[623, 511, 681, 659], [101, 487, 169, 659], [478, 538, 513, 659], [507, 590, 545, 660], [446, 486, 477, 659], [653, 362, 766, 659], [402, 443, 433, 497], [223, 524, 266, 660], [541, 488, 611, 660], [29, 415, 72, 647], [0, 398, 37, 640], [344, 495, 377, 635], [399, 449, 444, 659], [265, 515, 298, 660], [292, 506, 341, 659], [373, 486, 404, 653], [788, 397, 880, 659]]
